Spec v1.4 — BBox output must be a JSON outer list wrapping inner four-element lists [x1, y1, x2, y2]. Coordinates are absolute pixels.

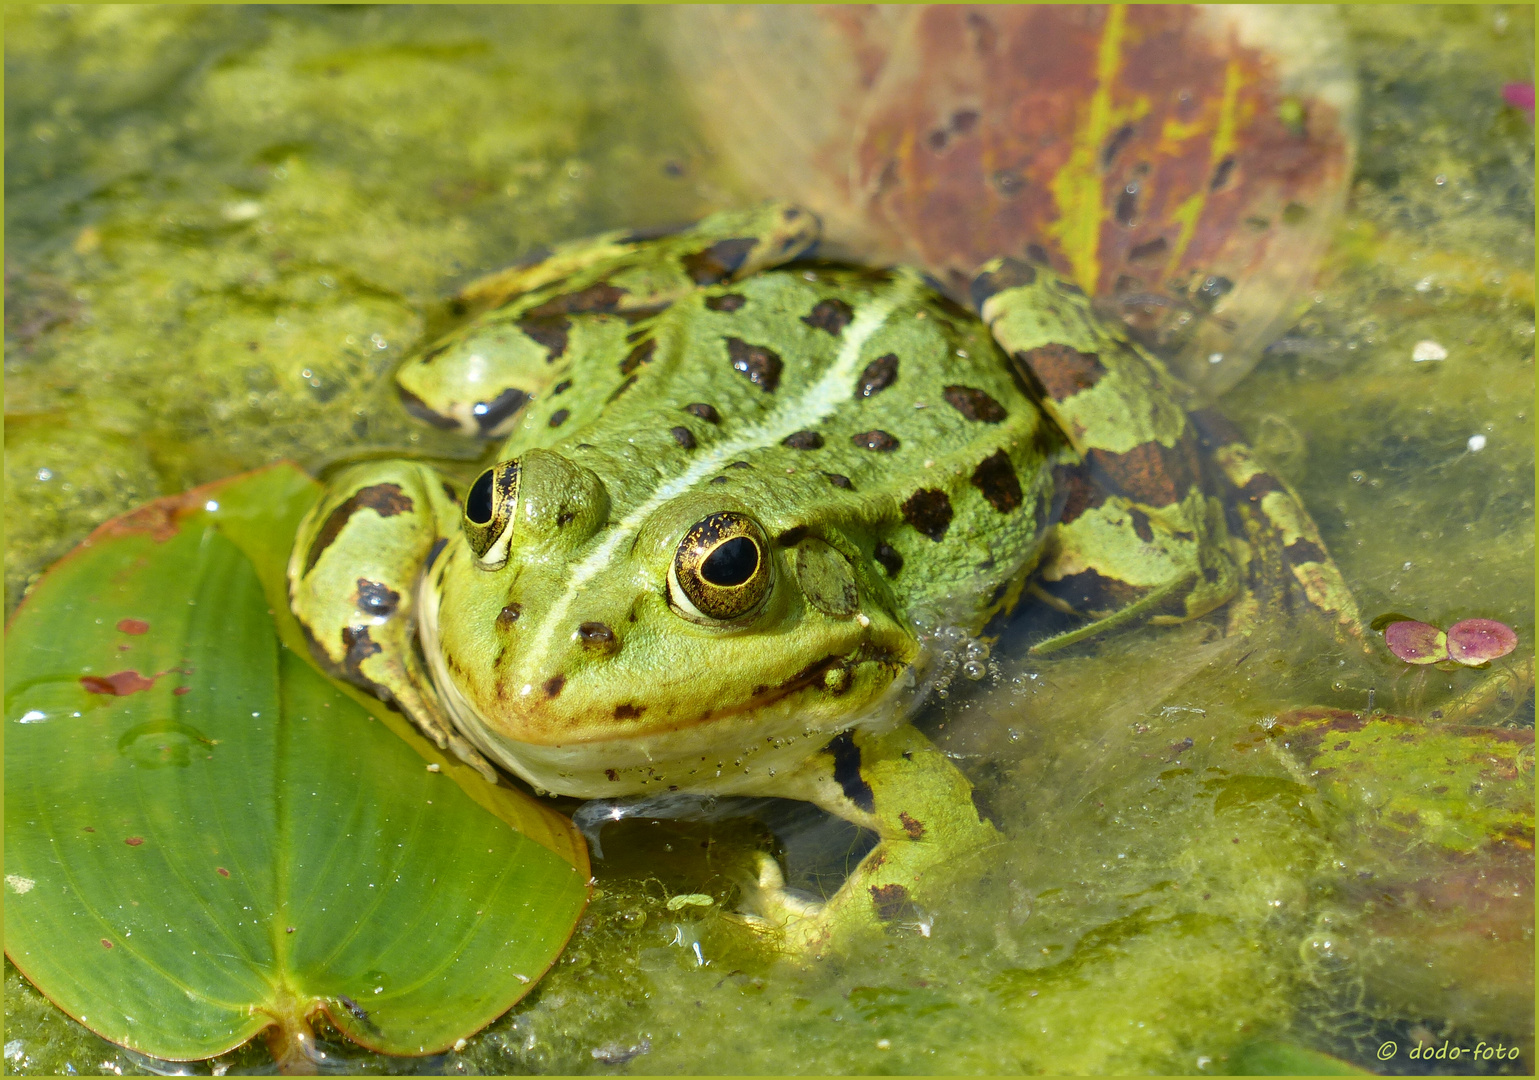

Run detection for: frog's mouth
[[416, 576, 915, 798]]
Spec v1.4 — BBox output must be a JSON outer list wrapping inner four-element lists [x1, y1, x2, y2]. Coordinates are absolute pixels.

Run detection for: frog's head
[[425, 448, 918, 797]]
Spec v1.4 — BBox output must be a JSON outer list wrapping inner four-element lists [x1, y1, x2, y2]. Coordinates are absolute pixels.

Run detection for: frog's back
[[497, 264, 1066, 632]]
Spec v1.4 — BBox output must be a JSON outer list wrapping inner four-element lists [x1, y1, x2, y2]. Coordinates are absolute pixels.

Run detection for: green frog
[[288, 203, 1359, 955]]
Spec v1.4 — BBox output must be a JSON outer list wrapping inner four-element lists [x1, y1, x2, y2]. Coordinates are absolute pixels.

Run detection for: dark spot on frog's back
[[472, 387, 530, 435], [397, 386, 461, 431], [1054, 462, 1103, 524], [855, 353, 898, 398], [620, 301, 672, 326], [824, 731, 875, 813], [1087, 439, 1199, 508], [1187, 407, 1245, 451], [943, 385, 1007, 423], [496, 603, 521, 628], [304, 484, 415, 575], [971, 451, 1023, 513], [682, 238, 758, 286], [852, 430, 900, 452], [548, 409, 570, 428], [705, 293, 746, 313], [1284, 538, 1329, 566], [782, 430, 823, 450], [802, 298, 854, 336], [1015, 343, 1106, 401], [670, 426, 696, 450], [618, 221, 689, 244], [683, 403, 720, 424], [613, 703, 645, 721], [869, 883, 912, 922], [824, 472, 854, 490], [619, 337, 656, 375], [524, 281, 627, 318], [725, 337, 783, 392], [1129, 507, 1154, 543], [873, 541, 903, 576], [1040, 568, 1144, 617], [516, 314, 570, 360], [969, 257, 1036, 312], [355, 579, 400, 618], [902, 489, 953, 542], [543, 674, 566, 698]]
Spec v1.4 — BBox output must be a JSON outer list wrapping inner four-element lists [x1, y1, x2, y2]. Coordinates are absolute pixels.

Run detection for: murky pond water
[[6, 5, 1533, 1074]]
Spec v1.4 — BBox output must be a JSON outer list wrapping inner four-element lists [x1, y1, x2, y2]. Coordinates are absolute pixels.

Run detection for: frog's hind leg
[[1188, 409, 1366, 648], [727, 725, 1000, 957], [970, 258, 1241, 653], [288, 461, 499, 782]]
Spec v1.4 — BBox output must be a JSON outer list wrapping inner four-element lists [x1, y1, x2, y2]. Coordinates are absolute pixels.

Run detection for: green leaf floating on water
[[1266, 707, 1534, 854], [4, 464, 590, 1066]]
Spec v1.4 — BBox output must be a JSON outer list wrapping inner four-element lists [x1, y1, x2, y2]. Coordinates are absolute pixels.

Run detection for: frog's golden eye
[[463, 460, 520, 569], [668, 511, 773, 623]]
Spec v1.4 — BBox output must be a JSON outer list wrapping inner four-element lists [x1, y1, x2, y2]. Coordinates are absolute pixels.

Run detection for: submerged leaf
[[1268, 707, 1533, 854], [4, 465, 589, 1063]]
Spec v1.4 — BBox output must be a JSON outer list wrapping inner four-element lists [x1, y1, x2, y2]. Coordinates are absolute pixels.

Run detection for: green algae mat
[[5, 465, 590, 1065]]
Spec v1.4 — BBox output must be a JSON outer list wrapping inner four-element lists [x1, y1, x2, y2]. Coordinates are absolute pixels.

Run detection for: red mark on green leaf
[[80, 671, 158, 696], [216, 867, 230, 878], [116, 619, 150, 635], [174, 686, 192, 696], [124, 837, 144, 847], [101, 939, 114, 949]]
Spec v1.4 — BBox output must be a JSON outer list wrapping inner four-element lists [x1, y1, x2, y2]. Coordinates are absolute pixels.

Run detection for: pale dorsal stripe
[[519, 280, 915, 679]]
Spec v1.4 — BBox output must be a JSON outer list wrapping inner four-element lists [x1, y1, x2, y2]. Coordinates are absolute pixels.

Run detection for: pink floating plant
[[1384, 620, 1449, 664], [1502, 82, 1534, 118], [1445, 618, 1518, 665]]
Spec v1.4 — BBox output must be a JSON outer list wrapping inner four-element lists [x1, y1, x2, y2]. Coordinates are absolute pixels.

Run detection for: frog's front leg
[[971, 259, 1240, 653], [731, 725, 1000, 958], [288, 461, 498, 782]]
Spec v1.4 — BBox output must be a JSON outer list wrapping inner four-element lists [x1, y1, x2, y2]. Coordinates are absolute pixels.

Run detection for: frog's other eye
[[668, 511, 773, 623], [463, 460, 520, 569]]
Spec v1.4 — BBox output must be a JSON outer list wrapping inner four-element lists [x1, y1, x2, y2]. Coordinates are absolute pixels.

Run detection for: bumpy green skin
[[289, 204, 1355, 951]]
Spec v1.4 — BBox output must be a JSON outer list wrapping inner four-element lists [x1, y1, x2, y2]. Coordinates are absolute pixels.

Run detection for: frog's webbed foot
[[288, 461, 500, 785], [726, 724, 999, 960]]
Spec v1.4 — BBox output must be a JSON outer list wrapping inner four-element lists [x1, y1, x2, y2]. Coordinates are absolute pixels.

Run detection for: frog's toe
[[447, 733, 500, 785], [739, 853, 825, 925]]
